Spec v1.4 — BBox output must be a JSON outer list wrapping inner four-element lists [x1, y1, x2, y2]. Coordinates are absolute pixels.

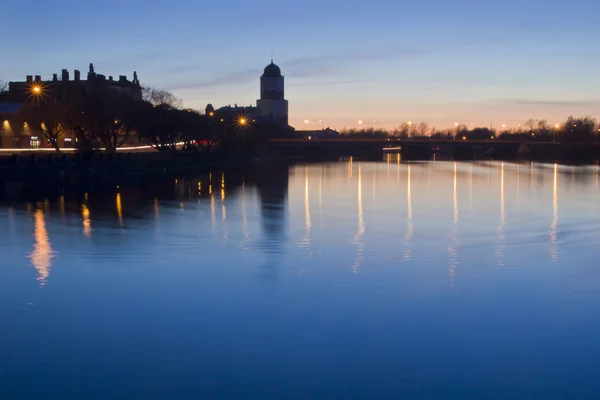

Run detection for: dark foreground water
[[2, 160, 600, 399]]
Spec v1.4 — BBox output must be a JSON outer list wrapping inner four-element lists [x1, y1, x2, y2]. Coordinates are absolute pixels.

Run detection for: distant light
[[220, 119, 224, 122], [305, 119, 309, 124], [408, 121, 412, 125], [462, 136, 467, 140], [358, 120, 363, 125], [308, 136, 312, 140], [32, 86, 41, 94], [502, 124, 506, 128], [454, 122, 458, 127], [239, 118, 246, 125], [209, 112, 214, 116], [555, 124, 559, 129]]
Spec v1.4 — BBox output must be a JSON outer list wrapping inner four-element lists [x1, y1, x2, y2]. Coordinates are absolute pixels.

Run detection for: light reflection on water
[[2, 160, 600, 398], [28, 208, 53, 286]]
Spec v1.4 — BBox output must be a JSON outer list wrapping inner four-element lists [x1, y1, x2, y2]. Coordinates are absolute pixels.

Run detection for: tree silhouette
[[65, 90, 141, 153], [561, 116, 597, 143], [17, 101, 66, 151], [141, 86, 182, 109]]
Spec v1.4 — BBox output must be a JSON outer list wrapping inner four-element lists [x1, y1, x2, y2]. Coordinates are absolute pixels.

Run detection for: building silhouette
[[8, 63, 141, 104], [256, 61, 288, 124], [209, 61, 289, 127], [0, 64, 141, 148]]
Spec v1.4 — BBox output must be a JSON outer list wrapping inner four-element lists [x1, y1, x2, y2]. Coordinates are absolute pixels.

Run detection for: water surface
[[2, 160, 600, 399]]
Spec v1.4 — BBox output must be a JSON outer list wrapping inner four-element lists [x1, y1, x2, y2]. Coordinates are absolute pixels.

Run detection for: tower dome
[[263, 62, 282, 78]]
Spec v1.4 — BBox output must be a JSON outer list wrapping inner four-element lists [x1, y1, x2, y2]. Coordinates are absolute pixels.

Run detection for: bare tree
[[0, 80, 8, 101], [17, 101, 67, 151], [415, 122, 429, 137], [524, 118, 538, 133], [66, 90, 141, 153], [142, 86, 182, 109], [394, 123, 411, 138]]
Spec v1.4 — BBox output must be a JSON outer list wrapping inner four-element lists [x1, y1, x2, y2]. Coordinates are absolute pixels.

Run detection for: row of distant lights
[[305, 119, 567, 130], [24, 86, 577, 131]]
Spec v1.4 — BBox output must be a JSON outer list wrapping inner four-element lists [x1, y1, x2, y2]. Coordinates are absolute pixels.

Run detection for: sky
[[2, 0, 600, 130]]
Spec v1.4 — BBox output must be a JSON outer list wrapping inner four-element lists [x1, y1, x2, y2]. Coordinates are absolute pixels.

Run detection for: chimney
[[109, 76, 113, 82], [61, 69, 69, 81], [74, 70, 81, 81], [52, 74, 58, 82], [119, 75, 127, 82], [34, 75, 41, 83], [26, 75, 33, 84]]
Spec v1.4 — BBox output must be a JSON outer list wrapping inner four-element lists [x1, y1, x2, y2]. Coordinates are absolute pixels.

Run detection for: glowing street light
[[32, 86, 41, 94], [305, 119, 309, 124], [239, 118, 246, 125], [209, 112, 214, 116], [358, 120, 363, 125]]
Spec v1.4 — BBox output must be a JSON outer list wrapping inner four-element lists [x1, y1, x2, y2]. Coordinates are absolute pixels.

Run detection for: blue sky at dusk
[[3, 0, 600, 129]]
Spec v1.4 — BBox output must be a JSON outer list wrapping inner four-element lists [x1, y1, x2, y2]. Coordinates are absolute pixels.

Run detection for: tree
[[524, 118, 538, 133], [415, 122, 429, 137], [142, 86, 182, 109], [136, 104, 217, 152], [65, 90, 141, 153], [560, 116, 597, 143], [0, 80, 8, 101], [136, 104, 182, 151], [394, 123, 411, 138], [17, 101, 66, 151]]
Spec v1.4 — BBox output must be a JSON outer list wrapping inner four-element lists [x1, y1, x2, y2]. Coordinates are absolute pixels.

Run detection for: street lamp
[[32, 86, 41, 94], [239, 118, 246, 125]]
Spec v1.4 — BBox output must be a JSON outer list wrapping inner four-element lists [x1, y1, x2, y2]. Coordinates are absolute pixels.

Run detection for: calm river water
[[2, 160, 600, 399]]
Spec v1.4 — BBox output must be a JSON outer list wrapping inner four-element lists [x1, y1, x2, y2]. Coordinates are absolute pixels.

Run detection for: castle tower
[[256, 61, 289, 124]]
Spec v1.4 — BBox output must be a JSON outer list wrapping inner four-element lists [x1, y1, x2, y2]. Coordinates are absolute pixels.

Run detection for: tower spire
[[271, 51, 273, 63]]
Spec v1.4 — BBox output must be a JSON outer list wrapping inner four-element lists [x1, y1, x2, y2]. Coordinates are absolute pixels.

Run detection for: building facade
[[1, 64, 141, 149]]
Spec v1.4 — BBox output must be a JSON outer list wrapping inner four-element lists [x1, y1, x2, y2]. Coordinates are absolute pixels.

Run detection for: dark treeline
[[340, 117, 600, 143], [5, 86, 258, 154]]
